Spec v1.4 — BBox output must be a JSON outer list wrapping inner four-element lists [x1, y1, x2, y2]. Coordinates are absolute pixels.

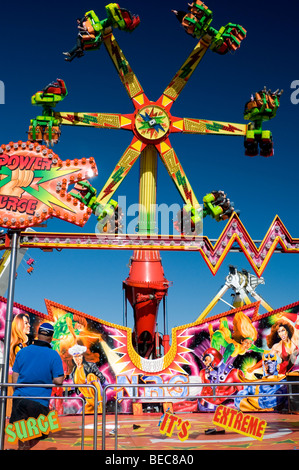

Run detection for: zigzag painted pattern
[[2, 213, 298, 278]]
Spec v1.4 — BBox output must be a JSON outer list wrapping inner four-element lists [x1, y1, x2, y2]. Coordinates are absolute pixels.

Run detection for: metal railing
[[1, 379, 299, 450], [0, 383, 98, 450], [102, 379, 299, 450]]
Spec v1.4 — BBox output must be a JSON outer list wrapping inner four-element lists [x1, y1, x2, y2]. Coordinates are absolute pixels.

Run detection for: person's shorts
[[9, 398, 49, 426]]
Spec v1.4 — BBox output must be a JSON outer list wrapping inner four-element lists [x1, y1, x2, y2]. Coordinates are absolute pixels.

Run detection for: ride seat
[[255, 93, 264, 108], [193, 0, 207, 7], [81, 19, 96, 40], [120, 9, 140, 30], [80, 16, 102, 50], [245, 101, 258, 111], [44, 126, 61, 145], [266, 95, 276, 109], [44, 79, 67, 96], [182, 14, 197, 35], [56, 79, 67, 96], [28, 125, 43, 142]]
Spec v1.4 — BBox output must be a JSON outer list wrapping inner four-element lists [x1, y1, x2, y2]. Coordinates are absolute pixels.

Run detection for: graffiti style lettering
[[116, 374, 189, 400], [0, 196, 38, 215], [142, 374, 189, 398], [3, 197, 35, 214], [0, 154, 52, 171], [5, 410, 61, 444], [178, 420, 192, 441], [0, 141, 98, 229], [213, 405, 267, 441], [142, 375, 164, 398], [159, 410, 191, 441], [116, 374, 139, 399]]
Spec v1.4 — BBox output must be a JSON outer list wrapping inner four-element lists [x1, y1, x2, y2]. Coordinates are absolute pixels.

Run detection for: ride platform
[[4, 411, 299, 451]]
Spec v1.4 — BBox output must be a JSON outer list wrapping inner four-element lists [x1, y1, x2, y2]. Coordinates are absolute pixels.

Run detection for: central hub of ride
[[134, 104, 170, 143]]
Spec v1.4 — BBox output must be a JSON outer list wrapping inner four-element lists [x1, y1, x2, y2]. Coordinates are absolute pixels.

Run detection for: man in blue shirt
[[9, 322, 64, 450]]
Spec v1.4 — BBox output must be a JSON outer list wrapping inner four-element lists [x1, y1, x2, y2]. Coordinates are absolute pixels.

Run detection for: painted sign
[[213, 404, 267, 440], [158, 408, 191, 441], [5, 410, 61, 444], [0, 141, 97, 229], [1, 296, 299, 415]]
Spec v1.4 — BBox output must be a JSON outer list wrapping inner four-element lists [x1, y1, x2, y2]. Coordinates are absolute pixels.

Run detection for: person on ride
[[63, 17, 88, 62]]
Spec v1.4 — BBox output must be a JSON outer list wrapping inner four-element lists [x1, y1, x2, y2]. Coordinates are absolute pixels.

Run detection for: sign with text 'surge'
[[0, 141, 98, 229], [5, 410, 61, 444]]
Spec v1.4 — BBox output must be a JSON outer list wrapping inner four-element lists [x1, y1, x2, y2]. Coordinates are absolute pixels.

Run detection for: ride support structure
[[0, 2, 287, 360]]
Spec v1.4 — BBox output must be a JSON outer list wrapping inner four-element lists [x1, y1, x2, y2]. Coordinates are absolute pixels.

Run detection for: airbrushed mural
[[1, 296, 299, 415]]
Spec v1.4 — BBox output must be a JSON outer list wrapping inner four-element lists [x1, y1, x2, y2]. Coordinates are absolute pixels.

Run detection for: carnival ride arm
[[163, 2, 246, 110], [160, 37, 211, 111], [102, 31, 145, 104], [155, 137, 200, 208], [96, 136, 146, 205], [52, 111, 134, 130], [169, 116, 247, 137]]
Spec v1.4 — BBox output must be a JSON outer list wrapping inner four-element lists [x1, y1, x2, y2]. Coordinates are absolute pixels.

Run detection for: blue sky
[[0, 0, 298, 336]]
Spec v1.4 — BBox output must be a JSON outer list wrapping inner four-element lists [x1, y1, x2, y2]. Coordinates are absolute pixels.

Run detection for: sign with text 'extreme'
[[213, 404, 267, 441]]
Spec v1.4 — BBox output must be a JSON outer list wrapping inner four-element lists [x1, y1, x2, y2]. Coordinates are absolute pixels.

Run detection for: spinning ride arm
[[70, 180, 124, 234], [156, 138, 200, 208], [96, 136, 146, 206], [52, 111, 133, 130], [54, 25, 145, 129], [164, 0, 246, 111], [161, 37, 211, 110], [28, 3, 141, 143], [102, 32, 145, 104], [170, 116, 247, 137]]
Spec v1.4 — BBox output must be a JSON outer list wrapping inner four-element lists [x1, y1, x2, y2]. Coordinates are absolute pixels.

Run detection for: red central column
[[123, 249, 169, 357]]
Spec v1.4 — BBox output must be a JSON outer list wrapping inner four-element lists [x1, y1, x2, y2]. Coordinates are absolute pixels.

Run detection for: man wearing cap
[[9, 322, 64, 450]]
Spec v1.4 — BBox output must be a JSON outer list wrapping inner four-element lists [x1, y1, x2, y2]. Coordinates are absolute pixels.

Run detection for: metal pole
[[114, 397, 118, 450], [0, 230, 20, 450], [102, 387, 107, 450], [163, 296, 166, 336]]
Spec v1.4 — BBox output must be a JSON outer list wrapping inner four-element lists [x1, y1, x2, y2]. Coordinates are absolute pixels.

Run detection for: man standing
[[9, 322, 64, 450]]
